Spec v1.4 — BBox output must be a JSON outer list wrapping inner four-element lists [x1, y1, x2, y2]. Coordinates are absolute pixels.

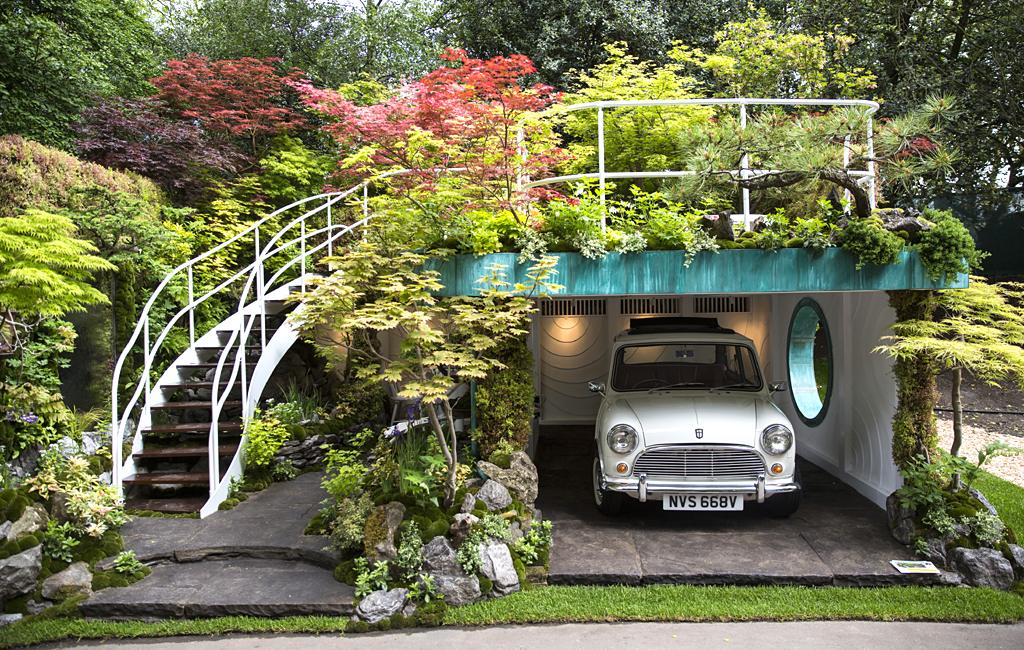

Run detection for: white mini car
[[590, 317, 802, 517]]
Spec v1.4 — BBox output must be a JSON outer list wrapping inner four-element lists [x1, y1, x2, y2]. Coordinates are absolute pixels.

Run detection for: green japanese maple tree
[[292, 241, 559, 506], [876, 278, 1024, 459]]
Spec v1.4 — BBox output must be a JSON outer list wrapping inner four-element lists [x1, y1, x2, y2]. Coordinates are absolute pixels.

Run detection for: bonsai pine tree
[[876, 278, 1024, 458]]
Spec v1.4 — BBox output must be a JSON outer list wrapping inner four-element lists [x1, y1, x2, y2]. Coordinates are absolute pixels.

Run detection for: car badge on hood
[[695, 428, 704, 439]]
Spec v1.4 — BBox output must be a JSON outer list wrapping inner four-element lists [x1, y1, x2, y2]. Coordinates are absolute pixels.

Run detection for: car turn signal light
[[616, 463, 628, 474], [770, 463, 784, 475]]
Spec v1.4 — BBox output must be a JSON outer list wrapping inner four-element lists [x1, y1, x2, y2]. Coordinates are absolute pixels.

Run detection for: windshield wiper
[[647, 382, 706, 393], [708, 383, 758, 392]]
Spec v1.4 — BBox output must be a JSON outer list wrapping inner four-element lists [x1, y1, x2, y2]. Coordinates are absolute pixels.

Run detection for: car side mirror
[[769, 381, 788, 394], [588, 381, 606, 394]]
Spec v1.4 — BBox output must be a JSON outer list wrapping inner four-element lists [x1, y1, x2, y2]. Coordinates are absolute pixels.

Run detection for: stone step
[[150, 400, 243, 411], [133, 444, 238, 460], [123, 472, 211, 486], [143, 422, 243, 435], [124, 497, 206, 513], [79, 558, 355, 619]]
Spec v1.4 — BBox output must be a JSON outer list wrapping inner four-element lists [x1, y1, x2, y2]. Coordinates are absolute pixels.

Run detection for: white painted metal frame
[[518, 98, 881, 230]]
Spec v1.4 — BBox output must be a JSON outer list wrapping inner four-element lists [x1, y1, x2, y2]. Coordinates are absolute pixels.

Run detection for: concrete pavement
[[64, 621, 1024, 649]]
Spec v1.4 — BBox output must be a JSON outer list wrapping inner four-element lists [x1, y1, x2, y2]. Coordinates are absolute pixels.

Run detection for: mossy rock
[[487, 450, 513, 469], [784, 237, 805, 248], [305, 510, 329, 535], [512, 555, 527, 584], [347, 620, 371, 633], [1011, 581, 1024, 598], [717, 239, 743, 249], [4, 494, 30, 522], [413, 599, 447, 627], [334, 559, 357, 584], [73, 530, 123, 567], [477, 574, 493, 594], [40, 556, 70, 580], [740, 239, 759, 249], [362, 507, 389, 559], [91, 566, 149, 591], [426, 520, 449, 540], [3, 594, 30, 614], [219, 498, 241, 511]]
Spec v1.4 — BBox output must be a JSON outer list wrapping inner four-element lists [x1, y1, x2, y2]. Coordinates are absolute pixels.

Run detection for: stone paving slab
[[538, 425, 930, 587], [80, 558, 354, 618], [120, 472, 335, 568]]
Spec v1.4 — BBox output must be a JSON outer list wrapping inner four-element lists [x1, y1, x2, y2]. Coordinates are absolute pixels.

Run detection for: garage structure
[[435, 248, 965, 509]]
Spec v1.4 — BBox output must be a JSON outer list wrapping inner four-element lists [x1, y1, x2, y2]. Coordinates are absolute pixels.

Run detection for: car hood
[[606, 392, 784, 447]]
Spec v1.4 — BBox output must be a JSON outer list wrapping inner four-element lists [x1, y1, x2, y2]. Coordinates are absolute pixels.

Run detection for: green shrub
[[914, 208, 984, 281], [113, 550, 145, 575], [512, 520, 553, 566], [42, 521, 80, 563], [394, 522, 424, 582], [244, 411, 290, 468], [325, 494, 374, 556], [474, 337, 534, 457], [836, 216, 904, 269], [25, 449, 127, 538], [353, 557, 390, 597]]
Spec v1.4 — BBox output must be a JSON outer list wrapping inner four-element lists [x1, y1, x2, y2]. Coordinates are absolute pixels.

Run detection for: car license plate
[[663, 494, 743, 511]]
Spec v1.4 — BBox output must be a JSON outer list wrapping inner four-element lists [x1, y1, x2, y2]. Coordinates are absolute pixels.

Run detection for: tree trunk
[[950, 365, 963, 456], [425, 399, 457, 508]]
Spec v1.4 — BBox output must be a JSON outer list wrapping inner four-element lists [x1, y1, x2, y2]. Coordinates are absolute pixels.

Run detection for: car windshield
[[611, 343, 763, 392]]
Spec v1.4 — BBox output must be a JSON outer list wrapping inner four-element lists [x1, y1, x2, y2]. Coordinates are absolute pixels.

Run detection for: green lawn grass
[[975, 470, 1024, 536], [444, 585, 1024, 626], [4, 585, 1023, 648]]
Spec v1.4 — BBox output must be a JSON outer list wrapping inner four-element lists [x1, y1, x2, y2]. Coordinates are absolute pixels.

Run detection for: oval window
[[787, 298, 832, 426]]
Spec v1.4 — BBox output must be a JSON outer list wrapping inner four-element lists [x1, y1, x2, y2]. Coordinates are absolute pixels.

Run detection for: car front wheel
[[593, 451, 624, 515]]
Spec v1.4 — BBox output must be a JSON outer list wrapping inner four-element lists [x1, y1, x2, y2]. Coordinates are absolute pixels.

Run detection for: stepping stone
[[80, 558, 354, 619]]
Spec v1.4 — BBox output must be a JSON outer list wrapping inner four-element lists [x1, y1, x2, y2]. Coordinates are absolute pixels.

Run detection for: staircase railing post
[[111, 394, 121, 496], [209, 420, 219, 496], [143, 316, 151, 428], [842, 134, 852, 212], [866, 112, 877, 210], [326, 199, 333, 257], [256, 229, 266, 351], [362, 183, 369, 241], [597, 106, 606, 228], [300, 216, 306, 293], [739, 102, 751, 228], [187, 265, 195, 346]]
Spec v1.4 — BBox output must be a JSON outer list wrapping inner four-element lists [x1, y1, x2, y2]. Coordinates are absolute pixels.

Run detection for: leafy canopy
[[0, 209, 115, 318]]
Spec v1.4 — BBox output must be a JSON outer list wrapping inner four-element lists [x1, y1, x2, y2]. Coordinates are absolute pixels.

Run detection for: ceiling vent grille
[[693, 296, 751, 314], [619, 297, 679, 316], [540, 298, 607, 317]]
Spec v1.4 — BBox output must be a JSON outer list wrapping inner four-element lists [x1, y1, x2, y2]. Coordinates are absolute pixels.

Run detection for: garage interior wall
[[532, 291, 900, 509], [767, 291, 900, 508]]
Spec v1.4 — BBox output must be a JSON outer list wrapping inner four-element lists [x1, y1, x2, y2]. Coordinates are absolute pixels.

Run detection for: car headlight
[[606, 424, 639, 454], [761, 424, 793, 455]]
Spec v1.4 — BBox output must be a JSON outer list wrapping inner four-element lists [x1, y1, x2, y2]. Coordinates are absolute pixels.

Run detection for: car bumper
[[601, 472, 801, 504]]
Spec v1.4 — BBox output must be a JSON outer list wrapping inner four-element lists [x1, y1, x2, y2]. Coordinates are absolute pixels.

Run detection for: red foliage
[[75, 97, 239, 199], [152, 55, 307, 150], [294, 48, 568, 216]]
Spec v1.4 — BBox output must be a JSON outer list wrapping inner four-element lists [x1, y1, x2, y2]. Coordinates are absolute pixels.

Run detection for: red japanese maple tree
[[152, 55, 308, 159], [295, 49, 568, 221]]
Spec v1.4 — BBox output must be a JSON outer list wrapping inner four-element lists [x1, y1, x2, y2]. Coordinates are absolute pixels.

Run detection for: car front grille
[[631, 445, 765, 480]]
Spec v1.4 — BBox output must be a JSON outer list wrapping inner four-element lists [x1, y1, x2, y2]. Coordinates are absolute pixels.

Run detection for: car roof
[[612, 330, 756, 346]]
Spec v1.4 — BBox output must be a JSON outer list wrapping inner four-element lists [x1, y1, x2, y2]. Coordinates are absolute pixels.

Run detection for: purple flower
[[20, 413, 39, 424], [385, 424, 402, 440]]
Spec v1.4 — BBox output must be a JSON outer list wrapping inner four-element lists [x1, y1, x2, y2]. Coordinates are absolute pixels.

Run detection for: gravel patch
[[937, 416, 1024, 488]]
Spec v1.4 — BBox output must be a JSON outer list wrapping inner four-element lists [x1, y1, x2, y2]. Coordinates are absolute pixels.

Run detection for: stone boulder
[[885, 492, 915, 545], [968, 487, 999, 517], [918, 538, 948, 569], [0, 613, 23, 627], [41, 562, 93, 601], [459, 491, 476, 514], [448, 513, 479, 547], [952, 547, 1014, 590], [1006, 544, 1024, 580], [355, 588, 408, 624], [423, 536, 460, 574], [422, 536, 481, 606], [698, 213, 735, 241], [478, 542, 520, 595], [477, 452, 539, 506], [877, 208, 930, 238], [365, 501, 406, 563], [0, 520, 11, 541], [0, 545, 42, 600], [475, 480, 512, 512], [7, 505, 48, 541]]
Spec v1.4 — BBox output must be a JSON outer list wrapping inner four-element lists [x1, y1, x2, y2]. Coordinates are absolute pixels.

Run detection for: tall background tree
[[0, 0, 162, 148], [147, 0, 445, 86]]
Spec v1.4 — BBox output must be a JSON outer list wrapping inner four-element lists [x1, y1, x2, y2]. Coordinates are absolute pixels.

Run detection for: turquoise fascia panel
[[430, 248, 967, 296]]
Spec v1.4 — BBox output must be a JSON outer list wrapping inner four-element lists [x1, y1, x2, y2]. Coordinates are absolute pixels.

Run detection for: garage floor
[[536, 425, 939, 586]]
